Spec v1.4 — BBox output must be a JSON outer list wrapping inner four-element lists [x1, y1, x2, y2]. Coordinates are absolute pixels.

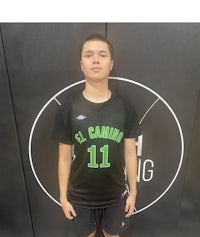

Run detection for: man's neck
[[83, 80, 111, 103]]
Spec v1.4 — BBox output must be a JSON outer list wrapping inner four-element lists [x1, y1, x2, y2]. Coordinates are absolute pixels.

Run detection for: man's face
[[80, 40, 114, 82]]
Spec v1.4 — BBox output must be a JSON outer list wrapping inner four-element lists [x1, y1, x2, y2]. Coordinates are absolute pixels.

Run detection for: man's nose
[[93, 54, 100, 64]]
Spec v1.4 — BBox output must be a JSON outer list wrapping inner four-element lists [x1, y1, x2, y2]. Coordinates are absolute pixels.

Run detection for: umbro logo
[[121, 221, 125, 228], [76, 115, 87, 120]]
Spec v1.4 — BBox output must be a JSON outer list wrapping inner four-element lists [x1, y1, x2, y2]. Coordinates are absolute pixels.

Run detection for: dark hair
[[79, 33, 114, 59]]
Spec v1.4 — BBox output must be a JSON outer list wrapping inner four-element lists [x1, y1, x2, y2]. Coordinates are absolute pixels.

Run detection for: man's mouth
[[91, 67, 102, 71]]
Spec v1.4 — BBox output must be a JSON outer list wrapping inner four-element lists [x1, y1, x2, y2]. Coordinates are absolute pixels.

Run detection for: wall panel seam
[[0, 24, 35, 237]]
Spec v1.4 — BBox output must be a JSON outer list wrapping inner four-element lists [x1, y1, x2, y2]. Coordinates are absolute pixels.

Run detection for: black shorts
[[68, 199, 130, 237]]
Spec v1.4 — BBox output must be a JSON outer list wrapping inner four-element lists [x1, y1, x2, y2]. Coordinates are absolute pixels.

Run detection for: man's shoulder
[[59, 91, 81, 108]]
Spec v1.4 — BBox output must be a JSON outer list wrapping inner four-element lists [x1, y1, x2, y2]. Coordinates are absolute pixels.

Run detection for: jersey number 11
[[87, 145, 110, 168]]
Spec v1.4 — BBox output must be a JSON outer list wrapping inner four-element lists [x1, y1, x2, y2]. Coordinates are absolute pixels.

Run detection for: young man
[[51, 34, 141, 237]]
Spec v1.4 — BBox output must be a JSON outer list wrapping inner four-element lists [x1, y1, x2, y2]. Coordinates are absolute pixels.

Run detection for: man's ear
[[110, 60, 114, 72], [80, 60, 83, 72]]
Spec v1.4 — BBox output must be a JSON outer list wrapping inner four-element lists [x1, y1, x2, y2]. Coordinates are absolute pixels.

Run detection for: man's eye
[[100, 54, 106, 57], [85, 54, 91, 57]]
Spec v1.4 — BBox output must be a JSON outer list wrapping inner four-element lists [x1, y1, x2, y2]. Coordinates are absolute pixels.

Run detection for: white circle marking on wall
[[28, 77, 184, 214]]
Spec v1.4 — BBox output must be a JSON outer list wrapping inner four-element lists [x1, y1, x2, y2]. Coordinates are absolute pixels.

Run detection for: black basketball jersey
[[50, 91, 141, 208]]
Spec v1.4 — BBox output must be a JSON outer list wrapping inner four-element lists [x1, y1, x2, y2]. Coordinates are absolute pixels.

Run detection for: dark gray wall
[[0, 26, 33, 237], [0, 23, 199, 237], [107, 23, 200, 237]]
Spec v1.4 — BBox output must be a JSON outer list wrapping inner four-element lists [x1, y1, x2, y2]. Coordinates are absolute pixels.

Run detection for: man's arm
[[58, 143, 76, 220], [124, 138, 137, 218]]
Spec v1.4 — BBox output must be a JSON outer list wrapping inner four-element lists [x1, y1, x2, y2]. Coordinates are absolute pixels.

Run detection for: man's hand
[[61, 199, 77, 220], [125, 195, 136, 218]]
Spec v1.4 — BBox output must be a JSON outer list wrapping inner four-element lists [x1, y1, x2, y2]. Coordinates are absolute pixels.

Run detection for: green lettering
[[100, 126, 109, 139], [87, 145, 98, 168], [116, 132, 124, 143], [88, 127, 95, 139], [95, 126, 101, 138], [111, 128, 120, 141], [87, 145, 110, 169], [74, 131, 87, 144], [109, 127, 114, 139], [100, 145, 110, 168]]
